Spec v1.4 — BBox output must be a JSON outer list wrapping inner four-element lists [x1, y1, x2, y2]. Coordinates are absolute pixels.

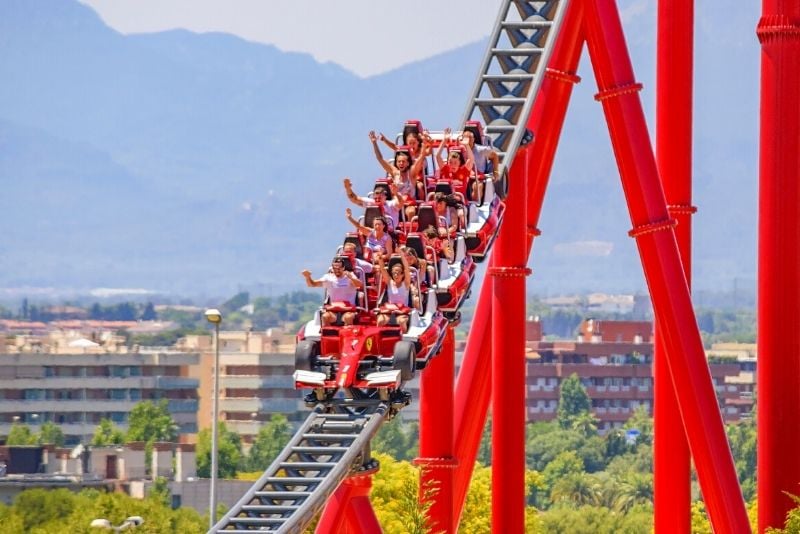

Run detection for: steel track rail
[[209, 399, 388, 533], [459, 0, 570, 173]]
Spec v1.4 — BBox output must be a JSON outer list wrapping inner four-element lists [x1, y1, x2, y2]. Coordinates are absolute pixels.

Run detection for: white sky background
[[79, 0, 501, 78]]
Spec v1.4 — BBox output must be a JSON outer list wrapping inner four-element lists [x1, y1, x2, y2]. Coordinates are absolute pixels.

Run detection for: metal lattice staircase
[[209, 399, 388, 533], [460, 0, 570, 172]]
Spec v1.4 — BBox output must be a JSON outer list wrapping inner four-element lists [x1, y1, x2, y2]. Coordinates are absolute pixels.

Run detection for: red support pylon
[[490, 145, 530, 532], [582, 0, 749, 531], [451, 266, 494, 520], [316, 473, 381, 534], [451, 1, 584, 522], [756, 1, 800, 530], [417, 327, 457, 533], [654, 0, 694, 531]]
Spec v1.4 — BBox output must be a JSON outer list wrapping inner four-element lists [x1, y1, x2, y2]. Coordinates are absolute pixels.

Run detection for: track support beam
[[417, 327, 457, 533], [452, 1, 584, 522], [756, 1, 800, 531], [315, 473, 381, 534], [582, 0, 749, 531], [654, 0, 694, 531], [491, 146, 530, 532]]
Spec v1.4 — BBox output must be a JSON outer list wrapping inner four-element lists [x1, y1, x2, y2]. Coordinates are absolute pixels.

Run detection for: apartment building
[[0, 332, 200, 445], [181, 330, 306, 445], [706, 342, 757, 421], [526, 319, 754, 430]]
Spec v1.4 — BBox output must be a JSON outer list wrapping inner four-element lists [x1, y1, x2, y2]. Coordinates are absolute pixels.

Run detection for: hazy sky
[[79, 0, 500, 78]]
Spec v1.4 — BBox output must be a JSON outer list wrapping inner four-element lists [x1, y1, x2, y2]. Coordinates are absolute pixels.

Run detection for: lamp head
[[204, 308, 223, 324], [126, 516, 145, 526]]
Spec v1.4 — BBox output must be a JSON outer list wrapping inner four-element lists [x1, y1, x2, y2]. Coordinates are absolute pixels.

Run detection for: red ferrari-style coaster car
[[293, 286, 448, 402]]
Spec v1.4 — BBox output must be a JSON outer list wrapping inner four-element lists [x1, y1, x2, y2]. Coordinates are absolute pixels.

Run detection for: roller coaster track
[[210, 398, 389, 533], [210, 1, 568, 532], [461, 0, 568, 172]]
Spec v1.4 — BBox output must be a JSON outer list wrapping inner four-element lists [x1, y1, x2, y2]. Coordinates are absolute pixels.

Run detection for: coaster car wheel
[[295, 340, 319, 371], [495, 167, 509, 200], [393, 340, 416, 382]]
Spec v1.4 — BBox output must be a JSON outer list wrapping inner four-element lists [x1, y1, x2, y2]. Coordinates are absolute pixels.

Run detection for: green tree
[[89, 303, 103, 320], [372, 418, 418, 462], [0, 486, 205, 533], [91, 418, 126, 446], [527, 425, 607, 473], [767, 495, 800, 533], [570, 411, 599, 437], [612, 472, 653, 513], [539, 450, 586, 509], [370, 452, 437, 533], [140, 302, 157, 321], [623, 405, 653, 446], [550, 472, 600, 507], [540, 503, 653, 534], [6, 423, 37, 446], [557, 373, 592, 429], [12, 488, 75, 531], [126, 399, 178, 474], [222, 292, 250, 314], [37, 421, 65, 447], [603, 428, 631, 461], [727, 416, 757, 501], [197, 422, 242, 479], [605, 444, 653, 480], [126, 399, 178, 443], [691, 500, 713, 534], [243, 415, 293, 471], [149, 476, 171, 508], [477, 415, 492, 466]]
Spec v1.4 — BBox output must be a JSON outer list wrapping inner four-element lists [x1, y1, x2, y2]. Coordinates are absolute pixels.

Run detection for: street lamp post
[[204, 308, 223, 529]]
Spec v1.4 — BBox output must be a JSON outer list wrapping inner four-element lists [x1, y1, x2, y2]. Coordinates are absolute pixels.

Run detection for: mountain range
[[0, 0, 760, 299]]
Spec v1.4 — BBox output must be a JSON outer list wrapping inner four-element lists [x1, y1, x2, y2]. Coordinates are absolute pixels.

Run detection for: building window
[[109, 390, 127, 400], [129, 389, 142, 401], [110, 412, 126, 423]]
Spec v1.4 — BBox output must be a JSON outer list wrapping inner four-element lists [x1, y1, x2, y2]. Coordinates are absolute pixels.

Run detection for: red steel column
[[451, 260, 494, 518], [581, 0, 750, 532], [490, 144, 529, 533], [315, 474, 381, 534], [342, 478, 382, 534], [451, 1, 585, 522], [756, 2, 800, 531], [654, 0, 694, 531], [416, 327, 456, 533]]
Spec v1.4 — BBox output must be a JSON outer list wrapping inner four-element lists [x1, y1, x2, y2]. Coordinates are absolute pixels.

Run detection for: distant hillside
[[0, 0, 760, 297]]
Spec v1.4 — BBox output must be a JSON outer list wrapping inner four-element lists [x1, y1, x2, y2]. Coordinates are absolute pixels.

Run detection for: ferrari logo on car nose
[[365, 337, 373, 351]]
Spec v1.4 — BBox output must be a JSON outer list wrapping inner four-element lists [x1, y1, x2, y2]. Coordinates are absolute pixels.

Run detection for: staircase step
[[500, 20, 553, 30], [491, 47, 544, 56], [474, 97, 528, 106], [254, 490, 312, 499], [240, 504, 300, 513], [482, 73, 536, 82]]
